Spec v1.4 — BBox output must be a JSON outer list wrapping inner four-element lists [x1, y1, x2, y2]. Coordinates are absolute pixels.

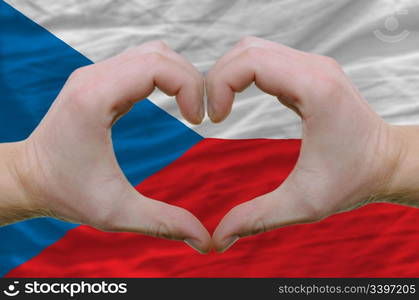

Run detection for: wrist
[[375, 125, 419, 207], [0, 141, 41, 225]]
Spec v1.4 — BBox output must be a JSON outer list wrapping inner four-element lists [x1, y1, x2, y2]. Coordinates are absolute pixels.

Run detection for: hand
[[4, 41, 211, 254], [206, 36, 408, 252]]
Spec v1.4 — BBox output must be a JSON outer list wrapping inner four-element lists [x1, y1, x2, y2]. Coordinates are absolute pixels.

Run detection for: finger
[[119, 40, 203, 85], [209, 36, 306, 77], [101, 49, 204, 124], [67, 44, 204, 125], [206, 47, 306, 122], [107, 42, 205, 124], [96, 188, 212, 254], [212, 182, 322, 252]]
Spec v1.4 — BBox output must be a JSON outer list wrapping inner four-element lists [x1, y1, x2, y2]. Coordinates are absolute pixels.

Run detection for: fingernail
[[218, 235, 239, 253], [184, 238, 206, 254]]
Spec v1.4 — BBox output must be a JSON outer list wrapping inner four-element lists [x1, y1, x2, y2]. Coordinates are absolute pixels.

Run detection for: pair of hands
[[4, 37, 411, 254]]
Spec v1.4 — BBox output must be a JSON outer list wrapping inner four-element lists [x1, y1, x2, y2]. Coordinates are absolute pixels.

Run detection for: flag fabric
[[1, 0, 419, 277]]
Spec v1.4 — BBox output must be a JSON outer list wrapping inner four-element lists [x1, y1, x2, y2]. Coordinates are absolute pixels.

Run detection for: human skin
[[0, 41, 212, 254], [206, 36, 419, 252], [0, 37, 418, 254]]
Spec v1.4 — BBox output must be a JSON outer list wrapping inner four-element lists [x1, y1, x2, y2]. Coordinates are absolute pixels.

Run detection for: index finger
[[64, 42, 205, 125], [206, 45, 308, 123]]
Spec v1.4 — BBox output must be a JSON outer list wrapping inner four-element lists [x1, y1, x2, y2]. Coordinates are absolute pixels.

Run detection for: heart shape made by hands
[[15, 37, 398, 255]]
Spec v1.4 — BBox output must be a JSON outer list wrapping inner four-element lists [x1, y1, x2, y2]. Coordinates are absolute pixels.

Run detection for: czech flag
[[1, 0, 419, 277]]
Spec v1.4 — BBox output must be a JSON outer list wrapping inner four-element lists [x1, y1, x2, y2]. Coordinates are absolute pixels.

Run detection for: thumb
[[212, 184, 322, 252], [92, 189, 212, 254]]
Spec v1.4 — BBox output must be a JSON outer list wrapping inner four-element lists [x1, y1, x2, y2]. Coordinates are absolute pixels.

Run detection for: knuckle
[[125, 40, 169, 55], [300, 201, 326, 222], [95, 221, 114, 232], [238, 35, 258, 48], [66, 67, 99, 109], [143, 51, 165, 65], [248, 217, 268, 236], [122, 47, 139, 56], [243, 46, 265, 60], [85, 195, 125, 232], [67, 86, 88, 106], [231, 201, 269, 236], [149, 40, 169, 51], [312, 71, 342, 98], [124, 46, 166, 65], [89, 207, 117, 232], [147, 204, 185, 240], [314, 54, 342, 71], [67, 88, 95, 112], [154, 221, 172, 240], [68, 66, 90, 83]]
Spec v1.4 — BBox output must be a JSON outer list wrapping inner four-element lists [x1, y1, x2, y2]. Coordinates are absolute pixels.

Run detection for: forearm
[[377, 125, 419, 208], [0, 142, 39, 225]]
